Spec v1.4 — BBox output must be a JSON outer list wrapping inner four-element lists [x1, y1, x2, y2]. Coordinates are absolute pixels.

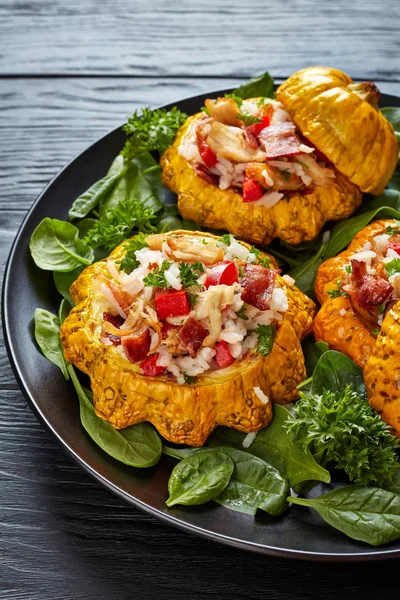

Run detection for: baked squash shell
[[61, 231, 315, 446]]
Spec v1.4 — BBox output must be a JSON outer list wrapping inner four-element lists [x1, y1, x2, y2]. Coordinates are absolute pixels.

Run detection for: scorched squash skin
[[60, 231, 315, 446], [314, 220, 400, 435], [161, 114, 362, 247]]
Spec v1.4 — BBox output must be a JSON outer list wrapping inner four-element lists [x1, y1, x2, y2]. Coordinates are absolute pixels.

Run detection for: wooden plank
[[0, 0, 400, 79], [0, 388, 399, 599], [1, 77, 400, 211]]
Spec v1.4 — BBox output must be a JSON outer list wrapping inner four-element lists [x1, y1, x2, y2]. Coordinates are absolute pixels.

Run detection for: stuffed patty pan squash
[[314, 220, 400, 435], [161, 67, 397, 246], [60, 231, 315, 446]]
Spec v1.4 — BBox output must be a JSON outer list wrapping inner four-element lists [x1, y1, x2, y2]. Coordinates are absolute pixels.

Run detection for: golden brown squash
[[60, 231, 315, 446], [161, 113, 362, 247], [277, 66, 398, 195], [313, 219, 400, 434]]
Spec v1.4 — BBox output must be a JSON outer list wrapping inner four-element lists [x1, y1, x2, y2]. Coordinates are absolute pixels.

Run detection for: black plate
[[3, 89, 400, 562]]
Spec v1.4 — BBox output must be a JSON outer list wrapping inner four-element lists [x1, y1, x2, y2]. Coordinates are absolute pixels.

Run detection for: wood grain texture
[[1, 0, 400, 79], [1, 77, 399, 211], [0, 389, 399, 600]]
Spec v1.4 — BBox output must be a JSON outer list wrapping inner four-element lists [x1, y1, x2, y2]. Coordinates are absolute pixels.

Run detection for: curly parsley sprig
[[285, 386, 399, 487], [121, 107, 187, 161]]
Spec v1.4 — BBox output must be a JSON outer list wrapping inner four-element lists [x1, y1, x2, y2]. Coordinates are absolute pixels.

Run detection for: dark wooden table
[[1, 1, 400, 598]]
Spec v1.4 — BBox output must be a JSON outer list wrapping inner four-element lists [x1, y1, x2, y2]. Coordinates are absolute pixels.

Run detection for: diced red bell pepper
[[215, 341, 234, 369], [178, 317, 207, 356], [140, 353, 165, 377], [199, 141, 218, 168], [205, 260, 238, 288], [247, 114, 271, 137], [103, 312, 124, 328], [241, 264, 277, 310], [386, 242, 400, 255], [122, 329, 151, 363], [242, 179, 263, 203], [155, 289, 190, 320]]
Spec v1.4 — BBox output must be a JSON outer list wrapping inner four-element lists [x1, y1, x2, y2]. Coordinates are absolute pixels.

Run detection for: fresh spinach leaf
[[100, 153, 163, 217], [387, 469, 400, 494], [34, 308, 69, 380], [67, 365, 162, 468], [213, 446, 289, 516], [162, 445, 198, 460], [58, 298, 71, 325], [288, 243, 327, 297], [68, 155, 128, 220], [207, 405, 330, 488], [166, 450, 233, 507], [233, 72, 275, 100], [302, 340, 329, 378], [30, 218, 94, 272], [381, 107, 400, 144], [289, 486, 400, 546], [324, 206, 400, 259], [54, 266, 84, 305], [311, 350, 366, 398]]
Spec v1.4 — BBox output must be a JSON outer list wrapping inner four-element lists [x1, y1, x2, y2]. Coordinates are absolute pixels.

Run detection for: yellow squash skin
[[277, 66, 398, 195], [313, 220, 400, 435], [161, 114, 362, 247], [60, 231, 315, 446]]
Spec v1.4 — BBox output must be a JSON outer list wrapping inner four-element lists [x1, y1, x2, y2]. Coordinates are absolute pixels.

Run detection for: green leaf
[[166, 450, 234, 507], [30, 218, 94, 272], [302, 340, 329, 378], [58, 298, 71, 325], [53, 266, 84, 305], [207, 405, 331, 488], [256, 324, 276, 356], [288, 242, 326, 297], [68, 155, 128, 220], [311, 350, 366, 398], [387, 469, 400, 494], [233, 72, 275, 100], [289, 486, 400, 546], [381, 107, 400, 145], [34, 308, 69, 380], [67, 365, 162, 468], [213, 446, 289, 516], [100, 154, 164, 217], [324, 206, 400, 259], [385, 258, 400, 277]]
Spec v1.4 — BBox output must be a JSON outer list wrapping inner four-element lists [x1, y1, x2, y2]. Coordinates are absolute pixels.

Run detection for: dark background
[[1, 1, 400, 598]]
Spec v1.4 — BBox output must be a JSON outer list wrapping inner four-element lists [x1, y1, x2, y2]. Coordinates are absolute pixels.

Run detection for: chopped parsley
[[238, 112, 261, 127], [345, 264, 352, 274], [117, 233, 149, 274], [371, 328, 380, 338], [250, 246, 270, 268], [386, 220, 400, 235], [143, 260, 173, 288], [256, 324, 276, 356], [224, 93, 243, 108], [295, 158, 310, 169], [385, 258, 400, 277], [179, 262, 205, 289], [183, 374, 198, 385], [327, 280, 350, 299], [235, 304, 249, 320], [280, 169, 291, 181], [377, 304, 386, 315], [219, 233, 234, 246]]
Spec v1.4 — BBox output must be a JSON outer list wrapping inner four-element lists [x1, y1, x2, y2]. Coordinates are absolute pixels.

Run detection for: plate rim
[[3, 87, 400, 562]]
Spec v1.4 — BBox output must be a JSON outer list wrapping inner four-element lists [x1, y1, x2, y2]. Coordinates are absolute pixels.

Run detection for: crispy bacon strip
[[193, 162, 219, 185], [241, 264, 277, 311], [351, 259, 393, 307], [259, 122, 302, 159]]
